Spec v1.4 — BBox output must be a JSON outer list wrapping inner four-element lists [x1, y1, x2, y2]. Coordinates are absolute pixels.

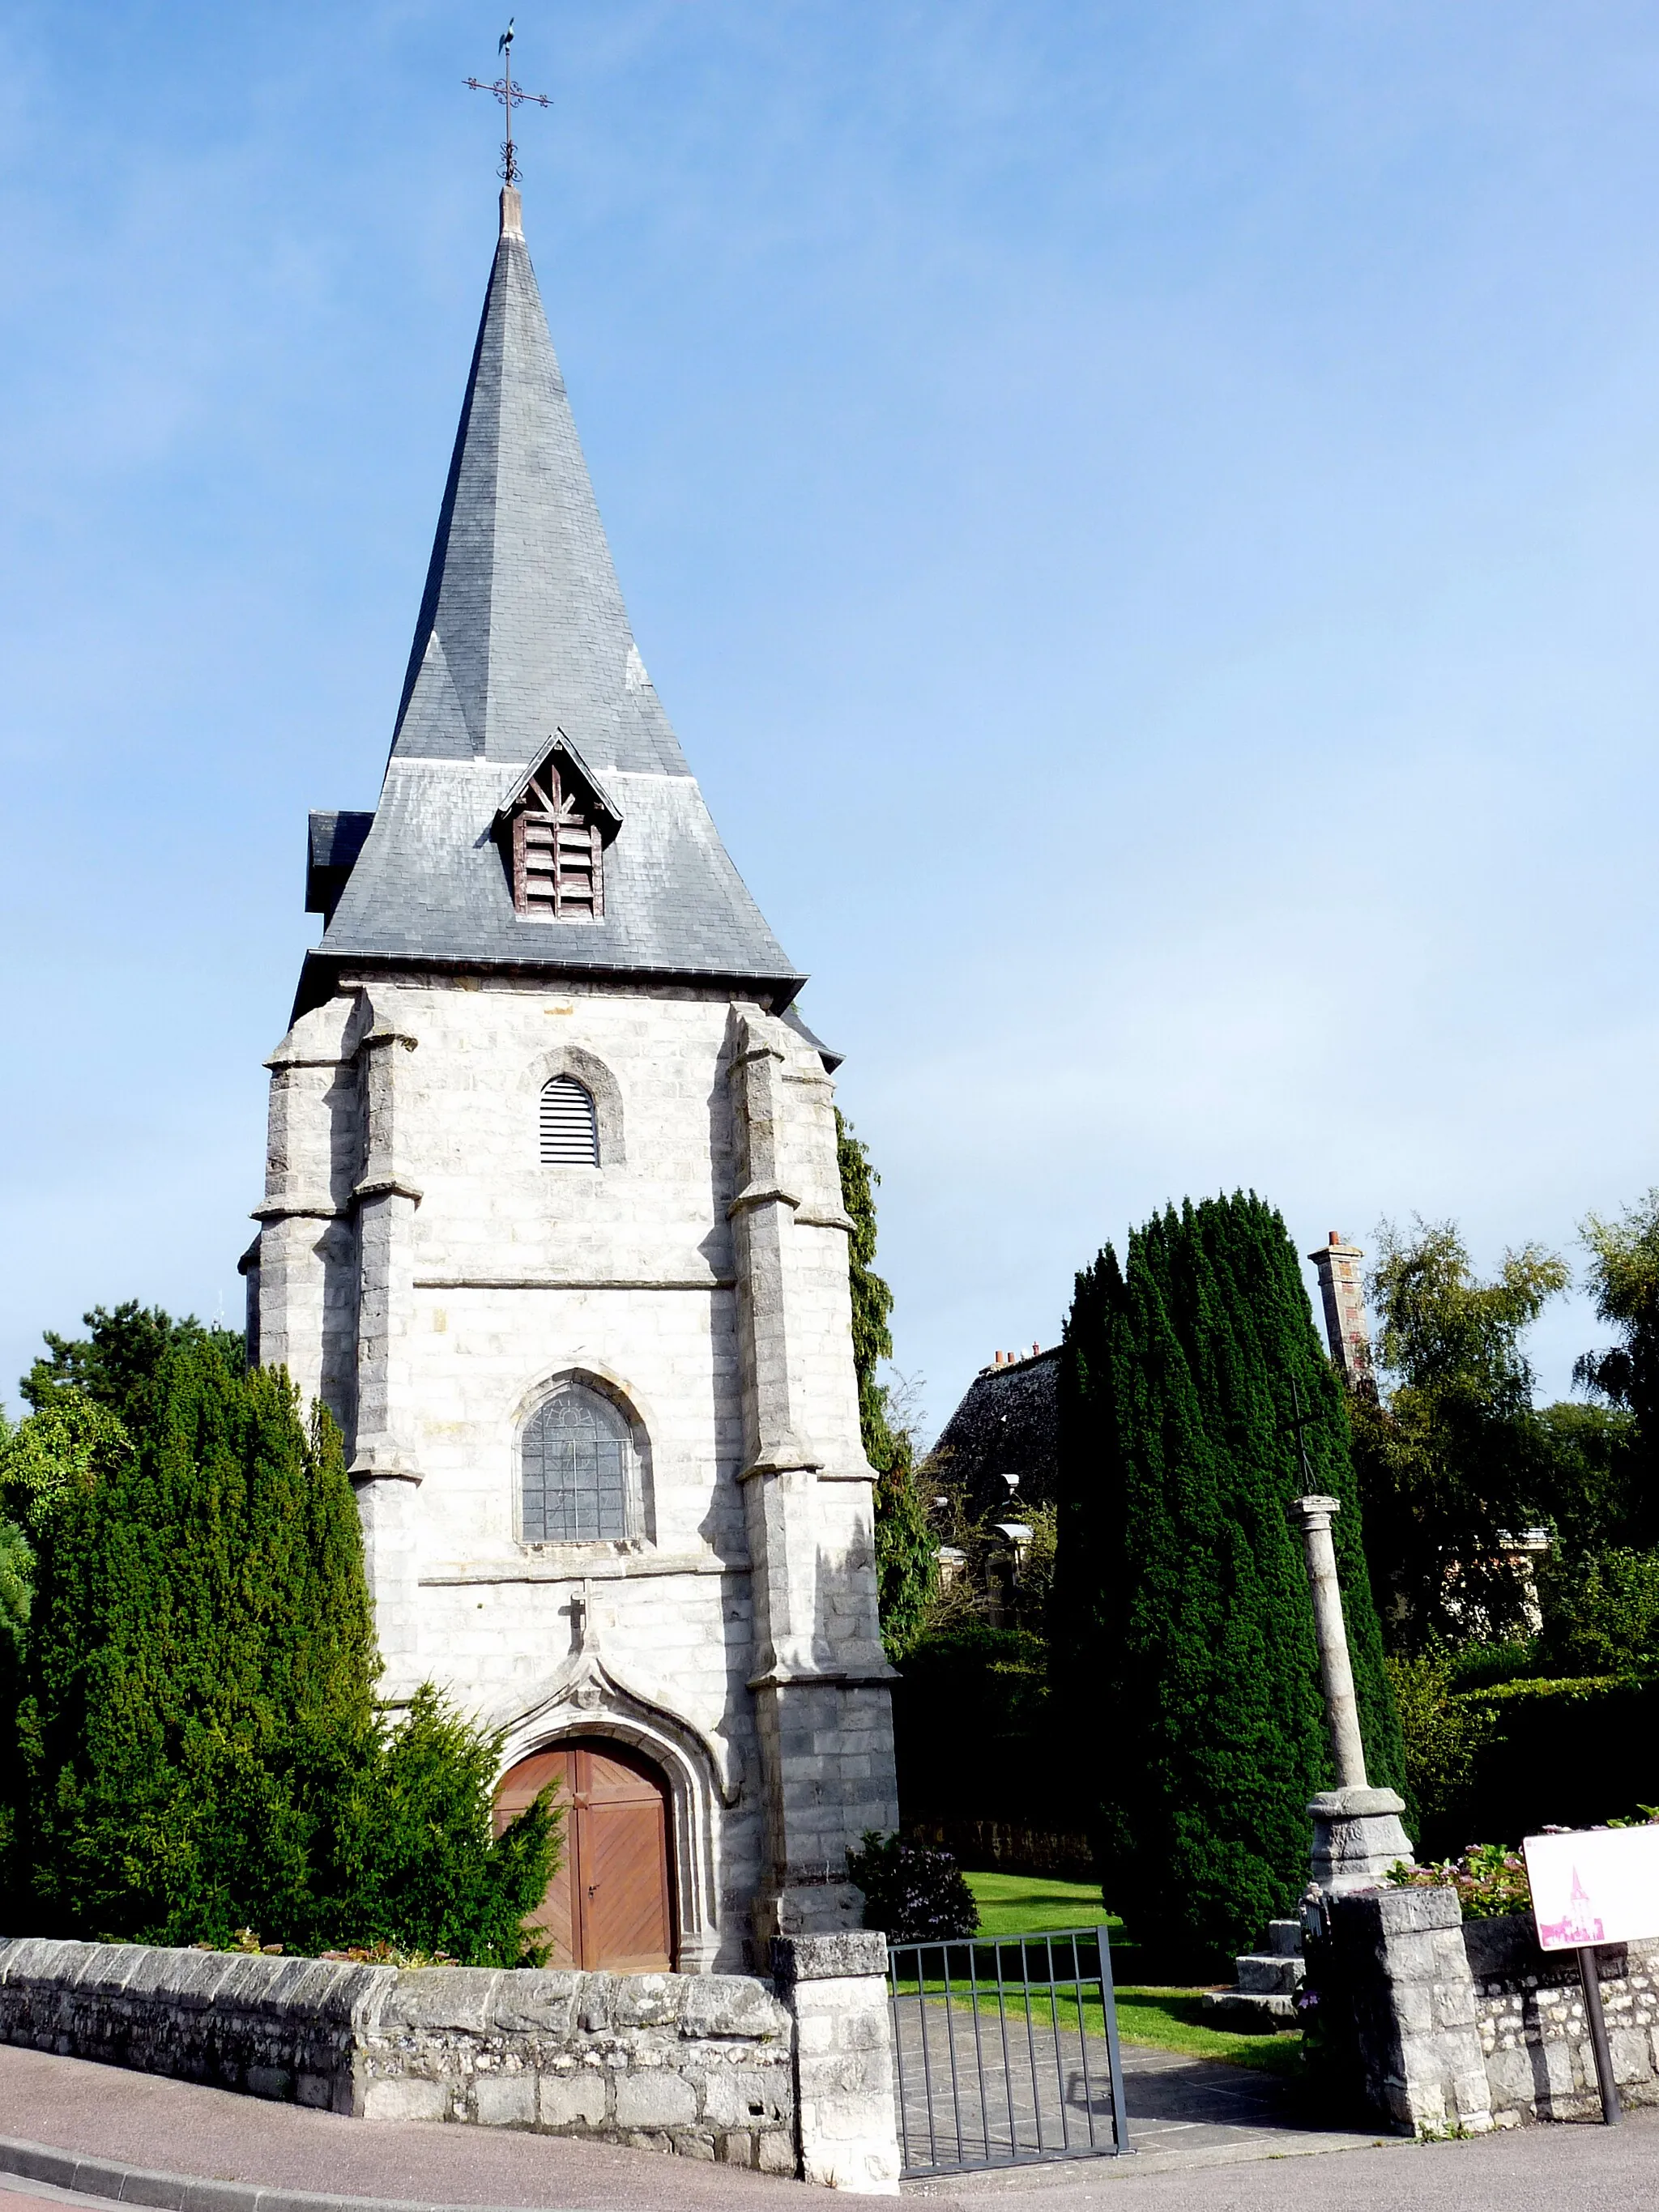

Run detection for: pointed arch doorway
[[494, 1737, 675, 1972]]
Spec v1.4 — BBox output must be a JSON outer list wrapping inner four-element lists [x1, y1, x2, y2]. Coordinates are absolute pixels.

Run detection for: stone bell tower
[[243, 183, 897, 1968]]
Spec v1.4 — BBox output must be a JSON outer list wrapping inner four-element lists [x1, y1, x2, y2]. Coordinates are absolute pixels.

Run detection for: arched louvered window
[[541, 1074, 599, 1166], [522, 1385, 633, 1544]]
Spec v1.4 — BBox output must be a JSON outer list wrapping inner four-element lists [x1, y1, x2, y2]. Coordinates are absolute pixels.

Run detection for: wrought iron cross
[[1287, 1376, 1317, 1489], [465, 20, 551, 185]]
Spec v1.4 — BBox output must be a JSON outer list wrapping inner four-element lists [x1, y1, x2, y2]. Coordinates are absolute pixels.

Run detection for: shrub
[[1387, 1649, 1493, 1854], [1444, 1640, 1539, 1690], [849, 1831, 979, 1944], [1388, 1841, 1531, 1920]]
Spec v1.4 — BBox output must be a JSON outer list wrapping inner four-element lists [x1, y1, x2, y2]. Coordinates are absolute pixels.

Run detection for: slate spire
[[305, 190, 801, 1008], [391, 186, 684, 775]]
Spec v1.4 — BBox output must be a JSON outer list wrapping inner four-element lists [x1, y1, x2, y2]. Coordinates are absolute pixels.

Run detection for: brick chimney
[[1309, 1231, 1371, 1387]]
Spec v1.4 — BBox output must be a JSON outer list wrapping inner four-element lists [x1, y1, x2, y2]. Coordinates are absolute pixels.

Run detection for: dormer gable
[[493, 731, 623, 921]]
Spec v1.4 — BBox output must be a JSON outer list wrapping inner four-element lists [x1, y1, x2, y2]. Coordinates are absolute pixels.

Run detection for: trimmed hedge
[[1444, 1673, 1659, 1847]]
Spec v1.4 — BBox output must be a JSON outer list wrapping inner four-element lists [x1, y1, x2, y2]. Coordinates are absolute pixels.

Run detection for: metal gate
[[888, 1925, 1132, 2177]]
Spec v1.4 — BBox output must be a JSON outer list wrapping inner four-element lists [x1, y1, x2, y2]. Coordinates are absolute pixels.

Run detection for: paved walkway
[[893, 2001, 1383, 2173]]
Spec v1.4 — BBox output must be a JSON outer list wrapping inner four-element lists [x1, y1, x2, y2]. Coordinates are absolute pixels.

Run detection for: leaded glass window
[[522, 1385, 632, 1543]]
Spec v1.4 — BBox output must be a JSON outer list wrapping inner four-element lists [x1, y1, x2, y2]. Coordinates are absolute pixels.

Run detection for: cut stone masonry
[[0, 1936, 900, 2190]]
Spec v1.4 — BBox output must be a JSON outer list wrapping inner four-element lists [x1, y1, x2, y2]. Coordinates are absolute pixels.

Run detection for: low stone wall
[[1465, 1914, 1659, 2124], [0, 1937, 794, 2175], [1308, 1889, 1659, 2134]]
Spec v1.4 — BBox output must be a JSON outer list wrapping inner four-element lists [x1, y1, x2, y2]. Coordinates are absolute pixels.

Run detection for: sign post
[[1523, 1824, 1659, 2125]]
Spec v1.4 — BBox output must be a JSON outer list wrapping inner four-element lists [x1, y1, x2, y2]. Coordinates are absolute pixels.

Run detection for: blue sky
[[2, 2, 1656, 1437]]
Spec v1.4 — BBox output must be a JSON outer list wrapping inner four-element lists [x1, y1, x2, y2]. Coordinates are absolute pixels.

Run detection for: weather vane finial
[[466, 19, 551, 186]]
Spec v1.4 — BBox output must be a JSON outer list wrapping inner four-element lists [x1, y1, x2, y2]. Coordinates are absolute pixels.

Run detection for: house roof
[[297, 186, 802, 1014], [932, 1348, 1062, 1517]]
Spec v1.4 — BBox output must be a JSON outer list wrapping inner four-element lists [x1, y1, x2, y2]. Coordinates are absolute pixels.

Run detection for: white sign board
[[1524, 1826, 1659, 1950]]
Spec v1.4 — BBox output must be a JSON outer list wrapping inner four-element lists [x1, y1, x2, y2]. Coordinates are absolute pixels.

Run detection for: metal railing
[[887, 1924, 1131, 2176]]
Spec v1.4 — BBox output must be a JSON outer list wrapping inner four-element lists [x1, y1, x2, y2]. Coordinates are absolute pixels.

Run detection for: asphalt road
[[914, 2108, 1658, 2210], [1, 2041, 1654, 2209]]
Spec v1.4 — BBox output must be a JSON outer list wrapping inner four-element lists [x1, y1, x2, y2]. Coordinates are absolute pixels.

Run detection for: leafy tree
[[1535, 1546, 1659, 1677], [23, 1299, 245, 1430], [837, 1112, 935, 1658], [1056, 1192, 1403, 1969], [1576, 1191, 1659, 1541], [0, 1520, 29, 1677], [1348, 1221, 1569, 1650], [1, 1309, 557, 1962], [1534, 1402, 1647, 1558]]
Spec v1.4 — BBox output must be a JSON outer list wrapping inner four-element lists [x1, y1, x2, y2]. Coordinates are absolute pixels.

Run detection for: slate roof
[[296, 188, 801, 1014], [932, 1348, 1061, 1518]]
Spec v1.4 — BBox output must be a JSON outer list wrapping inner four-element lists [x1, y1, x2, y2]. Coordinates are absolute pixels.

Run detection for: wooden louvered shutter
[[511, 764, 604, 918], [540, 1075, 600, 1166]]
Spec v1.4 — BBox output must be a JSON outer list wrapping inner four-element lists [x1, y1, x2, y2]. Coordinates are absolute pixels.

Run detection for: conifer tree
[[2, 1311, 556, 1960], [837, 1112, 935, 1658], [1056, 1193, 1404, 1968]]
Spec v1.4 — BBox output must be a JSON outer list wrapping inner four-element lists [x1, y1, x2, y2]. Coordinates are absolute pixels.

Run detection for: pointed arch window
[[540, 1074, 599, 1166], [522, 1383, 637, 1544], [494, 732, 622, 922]]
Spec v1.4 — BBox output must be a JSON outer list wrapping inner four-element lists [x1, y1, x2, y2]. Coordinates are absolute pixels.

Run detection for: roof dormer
[[493, 731, 622, 920]]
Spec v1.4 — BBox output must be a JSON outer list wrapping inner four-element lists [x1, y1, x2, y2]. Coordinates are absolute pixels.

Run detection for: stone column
[[1286, 1494, 1413, 1891], [773, 1933, 902, 2193], [350, 1013, 424, 1695], [727, 1011, 897, 1948]]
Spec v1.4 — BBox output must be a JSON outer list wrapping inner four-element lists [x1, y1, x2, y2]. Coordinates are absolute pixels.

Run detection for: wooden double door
[[494, 1737, 674, 1972]]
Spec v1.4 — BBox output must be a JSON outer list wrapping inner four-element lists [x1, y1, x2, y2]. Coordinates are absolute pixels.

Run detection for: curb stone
[[0, 2138, 550, 2212]]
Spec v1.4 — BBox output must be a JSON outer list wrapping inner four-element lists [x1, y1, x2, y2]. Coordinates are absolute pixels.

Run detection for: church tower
[[245, 184, 898, 1971]]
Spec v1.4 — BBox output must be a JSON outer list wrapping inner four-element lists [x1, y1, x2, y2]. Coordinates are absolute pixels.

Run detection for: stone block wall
[[774, 1933, 901, 2194], [1310, 1890, 1659, 2134], [1319, 1886, 1495, 2135], [0, 1940, 795, 2175], [1465, 1915, 1659, 2125]]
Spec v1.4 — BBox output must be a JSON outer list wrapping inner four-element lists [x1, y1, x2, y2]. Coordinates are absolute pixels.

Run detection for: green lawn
[[960, 1870, 1303, 2078]]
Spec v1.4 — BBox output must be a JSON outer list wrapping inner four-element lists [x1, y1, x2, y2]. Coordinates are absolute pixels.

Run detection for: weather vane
[[465, 20, 551, 186]]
